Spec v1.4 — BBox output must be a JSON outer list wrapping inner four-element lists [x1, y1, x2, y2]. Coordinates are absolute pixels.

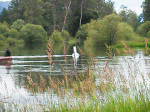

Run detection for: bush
[[61, 30, 71, 41], [0, 22, 9, 35], [84, 13, 122, 47], [137, 21, 150, 37], [114, 22, 136, 43], [0, 34, 7, 47], [5, 29, 19, 38], [146, 31, 150, 38], [75, 24, 88, 41], [20, 24, 47, 45], [0, 34, 6, 40], [7, 37, 24, 46], [50, 30, 64, 42], [11, 19, 25, 31]]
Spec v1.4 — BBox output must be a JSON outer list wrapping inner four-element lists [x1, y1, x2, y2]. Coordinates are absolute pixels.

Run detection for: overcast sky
[[0, 0, 144, 15], [111, 0, 144, 15], [0, 0, 11, 1]]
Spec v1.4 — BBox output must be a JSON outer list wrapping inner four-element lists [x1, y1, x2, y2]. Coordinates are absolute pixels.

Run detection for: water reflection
[[0, 43, 150, 107], [0, 62, 12, 74]]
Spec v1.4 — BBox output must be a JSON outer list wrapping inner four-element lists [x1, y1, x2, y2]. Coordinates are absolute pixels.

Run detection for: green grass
[[112, 42, 150, 48], [6, 93, 149, 112]]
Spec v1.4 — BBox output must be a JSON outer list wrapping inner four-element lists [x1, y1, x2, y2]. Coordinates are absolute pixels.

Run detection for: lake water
[[0, 43, 150, 110]]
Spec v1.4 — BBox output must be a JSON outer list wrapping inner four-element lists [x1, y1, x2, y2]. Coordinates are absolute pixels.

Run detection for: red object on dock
[[0, 57, 12, 61]]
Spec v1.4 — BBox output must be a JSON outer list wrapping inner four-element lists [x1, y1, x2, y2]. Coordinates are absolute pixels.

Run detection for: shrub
[[11, 19, 25, 31], [20, 24, 47, 45], [146, 31, 150, 38], [75, 24, 88, 41], [84, 13, 122, 47], [114, 22, 136, 43], [50, 30, 64, 42], [0, 22, 9, 35], [137, 21, 150, 37], [61, 30, 71, 41], [7, 37, 24, 46], [0, 34, 7, 47], [5, 29, 19, 38]]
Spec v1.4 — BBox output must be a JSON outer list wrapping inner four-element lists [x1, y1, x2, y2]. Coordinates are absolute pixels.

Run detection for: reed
[[1, 41, 150, 111], [47, 39, 52, 76]]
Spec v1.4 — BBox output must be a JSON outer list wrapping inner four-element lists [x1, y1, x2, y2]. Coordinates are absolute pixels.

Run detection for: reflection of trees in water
[[0, 62, 12, 74], [52, 42, 72, 55]]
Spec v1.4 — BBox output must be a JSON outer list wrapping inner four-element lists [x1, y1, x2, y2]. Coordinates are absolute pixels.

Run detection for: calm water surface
[[0, 43, 150, 108]]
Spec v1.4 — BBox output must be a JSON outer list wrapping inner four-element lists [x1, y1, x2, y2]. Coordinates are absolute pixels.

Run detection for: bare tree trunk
[[62, 0, 72, 32], [79, 0, 83, 27]]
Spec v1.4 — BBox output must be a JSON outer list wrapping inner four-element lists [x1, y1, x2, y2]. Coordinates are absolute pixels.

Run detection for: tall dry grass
[[1, 39, 150, 111]]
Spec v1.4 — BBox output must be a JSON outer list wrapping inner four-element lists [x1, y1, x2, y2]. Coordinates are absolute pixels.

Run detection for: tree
[[0, 8, 10, 23], [114, 22, 136, 42], [50, 30, 71, 42], [11, 19, 25, 31], [142, 0, 150, 21], [67, 0, 114, 36], [0, 0, 115, 36], [24, 0, 44, 25], [84, 13, 122, 47], [128, 10, 139, 31], [99, 0, 115, 18], [137, 21, 150, 37], [20, 24, 47, 45], [102, 13, 122, 45], [75, 24, 88, 41], [119, 6, 139, 31], [8, 0, 25, 23], [5, 29, 19, 38], [0, 22, 9, 35]]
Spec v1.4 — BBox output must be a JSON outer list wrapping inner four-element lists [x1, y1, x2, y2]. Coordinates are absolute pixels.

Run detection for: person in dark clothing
[[5, 48, 11, 56]]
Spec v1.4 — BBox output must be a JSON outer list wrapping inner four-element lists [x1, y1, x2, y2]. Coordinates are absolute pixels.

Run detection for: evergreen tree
[[0, 8, 10, 23], [8, 0, 25, 23], [143, 0, 150, 21], [24, 0, 44, 25]]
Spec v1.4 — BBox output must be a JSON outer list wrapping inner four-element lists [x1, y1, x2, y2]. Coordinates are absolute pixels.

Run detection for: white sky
[[111, 0, 144, 15], [0, 0, 144, 15], [0, 0, 11, 1]]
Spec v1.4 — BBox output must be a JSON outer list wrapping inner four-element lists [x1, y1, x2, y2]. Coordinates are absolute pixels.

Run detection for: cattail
[[47, 39, 53, 75]]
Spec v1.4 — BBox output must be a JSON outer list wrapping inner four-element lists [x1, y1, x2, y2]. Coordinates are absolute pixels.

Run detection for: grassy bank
[[112, 41, 150, 48]]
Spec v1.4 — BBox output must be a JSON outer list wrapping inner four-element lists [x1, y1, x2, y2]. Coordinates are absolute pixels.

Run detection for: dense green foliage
[[75, 24, 88, 41], [137, 21, 150, 37], [50, 30, 71, 42], [81, 14, 131, 47], [75, 13, 140, 47], [115, 22, 137, 42], [0, 0, 149, 48], [119, 7, 139, 31], [143, 0, 150, 21], [11, 19, 25, 31], [0, 20, 48, 47], [20, 24, 47, 45], [0, 0, 114, 36]]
